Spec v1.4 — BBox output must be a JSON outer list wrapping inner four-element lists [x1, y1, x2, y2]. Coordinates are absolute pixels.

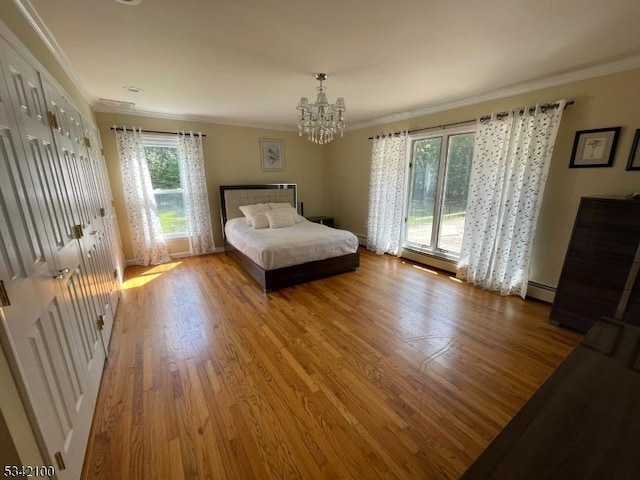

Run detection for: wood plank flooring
[[82, 250, 581, 479]]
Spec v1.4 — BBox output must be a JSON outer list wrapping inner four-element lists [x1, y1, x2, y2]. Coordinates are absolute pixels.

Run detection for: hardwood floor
[[82, 250, 580, 479]]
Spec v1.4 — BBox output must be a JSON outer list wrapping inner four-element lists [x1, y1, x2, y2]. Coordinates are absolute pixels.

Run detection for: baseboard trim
[[170, 247, 225, 259], [125, 247, 225, 266], [399, 248, 557, 303]]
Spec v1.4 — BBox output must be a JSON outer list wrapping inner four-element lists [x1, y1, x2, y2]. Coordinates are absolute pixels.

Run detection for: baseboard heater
[[527, 281, 556, 293]]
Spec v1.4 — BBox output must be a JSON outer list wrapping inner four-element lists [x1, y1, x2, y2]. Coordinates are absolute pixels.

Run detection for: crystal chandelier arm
[[297, 96, 309, 111], [296, 73, 345, 144]]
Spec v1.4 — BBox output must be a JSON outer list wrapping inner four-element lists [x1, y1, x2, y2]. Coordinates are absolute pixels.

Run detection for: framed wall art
[[260, 139, 284, 171], [569, 127, 621, 168], [626, 129, 640, 171]]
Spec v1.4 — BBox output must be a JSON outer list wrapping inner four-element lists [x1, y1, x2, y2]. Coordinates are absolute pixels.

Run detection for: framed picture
[[260, 139, 284, 171], [569, 127, 621, 168], [626, 129, 640, 171]]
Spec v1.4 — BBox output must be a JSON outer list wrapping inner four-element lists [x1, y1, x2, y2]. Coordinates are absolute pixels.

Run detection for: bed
[[219, 184, 359, 291]]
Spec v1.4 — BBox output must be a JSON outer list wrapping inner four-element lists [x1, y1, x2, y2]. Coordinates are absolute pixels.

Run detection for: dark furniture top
[[550, 196, 640, 333], [306, 216, 334, 228], [461, 317, 640, 480]]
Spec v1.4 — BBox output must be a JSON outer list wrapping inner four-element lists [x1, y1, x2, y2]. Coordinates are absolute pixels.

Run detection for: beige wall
[[327, 69, 640, 288], [96, 112, 329, 260]]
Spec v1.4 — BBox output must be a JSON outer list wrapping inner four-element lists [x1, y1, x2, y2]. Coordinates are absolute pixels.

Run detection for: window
[[404, 126, 475, 259], [143, 135, 186, 238]]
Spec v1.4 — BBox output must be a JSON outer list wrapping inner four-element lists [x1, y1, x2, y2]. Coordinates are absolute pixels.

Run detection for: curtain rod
[[110, 126, 206, 137], [368, 100, 574, 139]]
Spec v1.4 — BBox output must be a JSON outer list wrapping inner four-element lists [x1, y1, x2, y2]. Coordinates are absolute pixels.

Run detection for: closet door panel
[[0, 122, 40, 284], [83, 238, 114, 351], [83, 120, 124, 282], [42, 80, 114, 350], [43, 80, 103, 238], [1, 42, 84, 273], [0, 38, 105, 480], [82, 118, 121, 316]]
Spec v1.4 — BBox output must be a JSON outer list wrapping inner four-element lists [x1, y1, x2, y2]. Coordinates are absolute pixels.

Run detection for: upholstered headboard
[[219, 184, 297, 226]]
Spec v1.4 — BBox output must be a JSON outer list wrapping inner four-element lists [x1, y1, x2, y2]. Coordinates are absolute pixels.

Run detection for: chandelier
[[296, 73, 346, 144]]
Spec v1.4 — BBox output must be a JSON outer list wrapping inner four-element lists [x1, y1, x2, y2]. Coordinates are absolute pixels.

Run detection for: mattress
[[224, 217, 358, 270]]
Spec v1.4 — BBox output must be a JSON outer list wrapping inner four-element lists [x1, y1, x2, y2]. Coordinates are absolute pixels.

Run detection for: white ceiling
[[20, 0, 640, 130]]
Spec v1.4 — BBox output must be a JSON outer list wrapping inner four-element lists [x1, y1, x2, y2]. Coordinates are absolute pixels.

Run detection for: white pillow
[[247, 211, 270, 229], [265, 209, 295, 228], [267, 205, 302, 223], [239, 203, 270, 225], [281, 207, 303, 224], [268, 202, 293, 210]]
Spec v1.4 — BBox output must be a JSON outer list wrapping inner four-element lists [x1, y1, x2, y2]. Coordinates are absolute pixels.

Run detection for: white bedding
[[224, 217, 358, 270]]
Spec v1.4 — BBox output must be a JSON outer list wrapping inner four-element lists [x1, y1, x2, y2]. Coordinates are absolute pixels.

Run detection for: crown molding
[[13, 0, 638, 135], [11, 0, 93, 104], [95, 48, 640, 135], [93, 105, 298, 132], [348, 54, 640, 132]]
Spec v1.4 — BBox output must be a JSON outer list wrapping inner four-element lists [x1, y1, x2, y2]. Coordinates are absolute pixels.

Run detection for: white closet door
[[0, 38, 104, 480], [83, 118, 123, 286], [41, 79, 115, 352], [83, 118, 120, 331]]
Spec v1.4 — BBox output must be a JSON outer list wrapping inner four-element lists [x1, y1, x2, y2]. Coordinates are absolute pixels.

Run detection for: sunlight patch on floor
[[144, 262, 182, 275], [120, 261, 182, 290], [411, 263, 439, 275]]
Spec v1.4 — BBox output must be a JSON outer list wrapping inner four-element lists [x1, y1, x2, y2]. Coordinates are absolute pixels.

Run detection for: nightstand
[[306, 216, 334, 227]]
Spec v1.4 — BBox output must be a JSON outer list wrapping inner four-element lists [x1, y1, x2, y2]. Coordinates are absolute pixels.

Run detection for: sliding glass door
[[404, 127, 474, 258]]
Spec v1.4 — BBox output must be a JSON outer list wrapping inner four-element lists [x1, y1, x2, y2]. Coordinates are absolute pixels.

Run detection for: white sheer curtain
[[457, 101, 566, 298], [366, 132, 408, 255], [115, 127, 171, 266], [178, 132, 215, 255]]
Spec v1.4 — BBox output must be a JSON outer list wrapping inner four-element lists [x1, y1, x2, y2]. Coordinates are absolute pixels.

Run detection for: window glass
[[406, 137, 442, 248], [144, 144, 187, 236], [404, 128, 474, 258], [437, 133, 474, 253]]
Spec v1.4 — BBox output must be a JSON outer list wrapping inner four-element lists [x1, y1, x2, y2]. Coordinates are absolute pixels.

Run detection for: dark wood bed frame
[[219, 184, 359, 292]]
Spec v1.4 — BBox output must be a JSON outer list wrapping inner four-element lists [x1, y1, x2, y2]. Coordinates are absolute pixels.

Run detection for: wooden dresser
[[549, 196, 640, 333]]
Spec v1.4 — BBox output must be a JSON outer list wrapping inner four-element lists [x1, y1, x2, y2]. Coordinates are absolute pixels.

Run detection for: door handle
[[53, 268, 70, 279]]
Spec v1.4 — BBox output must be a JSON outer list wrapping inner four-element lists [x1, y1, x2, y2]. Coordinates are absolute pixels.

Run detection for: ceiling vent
[[97, 98, 136, 110]]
